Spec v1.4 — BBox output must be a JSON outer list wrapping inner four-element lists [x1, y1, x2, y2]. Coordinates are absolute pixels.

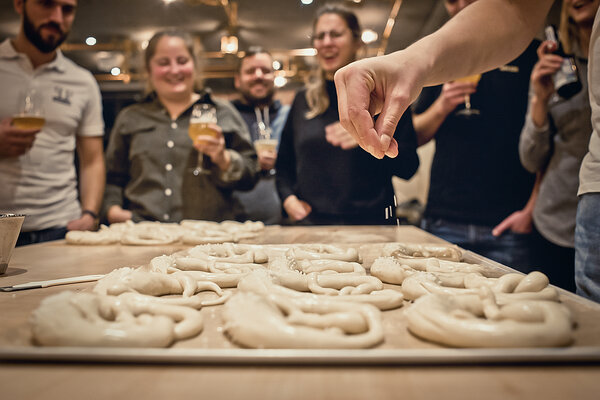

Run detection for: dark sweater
[[276, 80, 419, 225], [412, 41, 539, 226]]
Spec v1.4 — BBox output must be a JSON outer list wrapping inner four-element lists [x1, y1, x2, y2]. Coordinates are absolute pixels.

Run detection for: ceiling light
[[274, 75, 287, 88], [361, 29, 378, 44], [162, 0, 177, 4], [272, 60, 281, 70], [220, 35, 238, 54], [301, 0, 313, 5], [110, 67, 121, 76], [85, 36, 96, 46]]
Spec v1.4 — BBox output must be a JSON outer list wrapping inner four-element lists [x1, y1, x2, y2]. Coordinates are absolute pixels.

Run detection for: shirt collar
[[0, 39, 66, 72]]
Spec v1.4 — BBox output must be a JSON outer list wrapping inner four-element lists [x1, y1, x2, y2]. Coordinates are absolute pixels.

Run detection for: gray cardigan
[[102, 91, 258, 223], [519, 54, 591, 247]]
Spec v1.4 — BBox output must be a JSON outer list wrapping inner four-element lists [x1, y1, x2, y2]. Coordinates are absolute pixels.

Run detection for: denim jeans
[[575, 193, 600, 303], [16, 227, 67, 247], [421, 217, 534, 271]]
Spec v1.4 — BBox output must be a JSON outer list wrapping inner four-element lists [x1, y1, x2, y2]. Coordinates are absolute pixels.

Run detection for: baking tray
[[2, 235, 600, 365]]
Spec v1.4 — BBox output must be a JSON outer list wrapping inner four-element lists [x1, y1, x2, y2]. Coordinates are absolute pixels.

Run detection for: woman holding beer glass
[[276, 4, 419, 225], [102, 30, 257, 223]]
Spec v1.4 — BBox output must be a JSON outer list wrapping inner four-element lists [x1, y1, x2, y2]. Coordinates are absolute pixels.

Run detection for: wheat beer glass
[[189, 103, 218, 175]]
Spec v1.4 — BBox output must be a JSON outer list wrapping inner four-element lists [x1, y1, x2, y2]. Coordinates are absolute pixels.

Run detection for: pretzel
[[238, 270, 404, 311], [405, 288, 573, 347], [223, 291, 384, 349], [382, 242, 463, 261], [268, 256, 383, 295], [370, 256, 485, 285], [65, 225, 120, 245], [31, 291, 203, 347], [94, 259, 231, 308], [401, 271, 559, 302]]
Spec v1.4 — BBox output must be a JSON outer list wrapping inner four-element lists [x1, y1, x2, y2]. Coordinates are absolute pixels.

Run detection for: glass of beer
[[454, 74, 481, 116], [12, 88, 45, 130], [189, 103, 218, 175]]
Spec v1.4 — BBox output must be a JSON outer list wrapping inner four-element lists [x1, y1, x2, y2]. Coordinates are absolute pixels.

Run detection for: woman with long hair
[[102, 30, 257, 223], [519, 0, 598, 291], [276, 4, 419, 225]]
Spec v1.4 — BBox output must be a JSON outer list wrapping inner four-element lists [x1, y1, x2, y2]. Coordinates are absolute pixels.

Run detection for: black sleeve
[[275, 93, 301, 203]]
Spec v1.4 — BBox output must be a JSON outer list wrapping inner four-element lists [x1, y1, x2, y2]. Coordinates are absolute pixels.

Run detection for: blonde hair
[[305, 4, 362, 119], [558, 1, 579, 55]]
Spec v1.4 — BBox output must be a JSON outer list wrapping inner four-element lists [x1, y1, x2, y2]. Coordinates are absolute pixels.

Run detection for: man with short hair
[[0, 0, 105, 245], [232, 46, 290, 224]]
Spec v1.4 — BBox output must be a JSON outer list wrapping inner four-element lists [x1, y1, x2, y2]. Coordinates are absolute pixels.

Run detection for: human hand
[[283, 195, 312, 221], [194, 123, 230, 170], [257, 149, 276, 171], [436, 80, 477, 115], [531, 40, 562, 103], [492, 209, 533, 237], [67, 213, 97, 231], [0, 117, 40, 157], [107, 205, 132, 224], [334, 52, 426, 159], [325, 121, 358, 150]]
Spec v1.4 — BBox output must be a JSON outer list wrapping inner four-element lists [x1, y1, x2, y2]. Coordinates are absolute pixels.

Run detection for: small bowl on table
[[0, 214, 25, 274]]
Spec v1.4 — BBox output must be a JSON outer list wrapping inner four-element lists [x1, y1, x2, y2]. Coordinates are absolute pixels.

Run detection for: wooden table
[[1, 225, 599, 400]]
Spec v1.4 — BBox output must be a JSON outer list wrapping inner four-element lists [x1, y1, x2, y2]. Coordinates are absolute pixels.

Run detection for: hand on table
[[67, 213, 98, 231], [107, 205, 132, 224]]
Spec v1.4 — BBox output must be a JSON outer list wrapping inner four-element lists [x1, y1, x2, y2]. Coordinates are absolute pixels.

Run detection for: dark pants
[[16, 227, 67, 247], [421, 217, 534, 272], [529, 223, 575, 293]]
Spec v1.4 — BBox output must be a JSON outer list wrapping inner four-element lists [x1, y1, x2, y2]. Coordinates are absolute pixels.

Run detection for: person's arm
[[204, 100, 258, 190], [275, 96, 312, 221], [102, 112, 132, 224], [519, 40, 560, 173], [67, 135, 105, 231], [334, 0, 554, 159], [412, 81, 477, 146]]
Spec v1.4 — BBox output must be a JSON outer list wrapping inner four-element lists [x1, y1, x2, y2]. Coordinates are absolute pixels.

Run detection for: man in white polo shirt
[[0, 0, 105, 246]]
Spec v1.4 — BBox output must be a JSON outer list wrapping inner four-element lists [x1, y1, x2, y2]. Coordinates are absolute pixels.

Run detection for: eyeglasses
[[311, 29, 348, 42]]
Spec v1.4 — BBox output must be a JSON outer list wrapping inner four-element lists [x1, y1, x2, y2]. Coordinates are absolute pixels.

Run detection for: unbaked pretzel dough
[[405, 288, 573, 347], [223, 291, 384, 349], [31, 291, 203, 347]]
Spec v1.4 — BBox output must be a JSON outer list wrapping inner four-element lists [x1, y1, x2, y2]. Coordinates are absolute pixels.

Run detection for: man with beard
[[0, 0, 105, 245], [231, 47, 290, 224]]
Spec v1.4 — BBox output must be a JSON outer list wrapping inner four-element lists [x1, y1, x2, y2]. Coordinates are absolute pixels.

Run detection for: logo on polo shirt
[[52, 86, 72, 105]]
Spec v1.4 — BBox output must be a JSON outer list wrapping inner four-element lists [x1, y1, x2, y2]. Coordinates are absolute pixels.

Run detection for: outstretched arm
[[335, 0, 553, 158]]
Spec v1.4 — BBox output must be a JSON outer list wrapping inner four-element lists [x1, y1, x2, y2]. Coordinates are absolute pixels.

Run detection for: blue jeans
[[421, 218, 534, 271], [575, 193, 600, 303], [16, 227, 67, 247]]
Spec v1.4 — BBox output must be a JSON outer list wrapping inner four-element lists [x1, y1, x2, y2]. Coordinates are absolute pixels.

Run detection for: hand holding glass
[[13, 88, 45, 130], [454, 74, 481, 116], [189, 103, 218, 175]]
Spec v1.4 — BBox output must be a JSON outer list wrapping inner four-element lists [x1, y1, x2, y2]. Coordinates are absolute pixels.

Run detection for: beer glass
[[189, 103, 218, 175]]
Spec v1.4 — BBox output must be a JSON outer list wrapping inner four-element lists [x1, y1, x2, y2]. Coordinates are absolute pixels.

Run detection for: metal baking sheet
[[2, 233, 600, 366]]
